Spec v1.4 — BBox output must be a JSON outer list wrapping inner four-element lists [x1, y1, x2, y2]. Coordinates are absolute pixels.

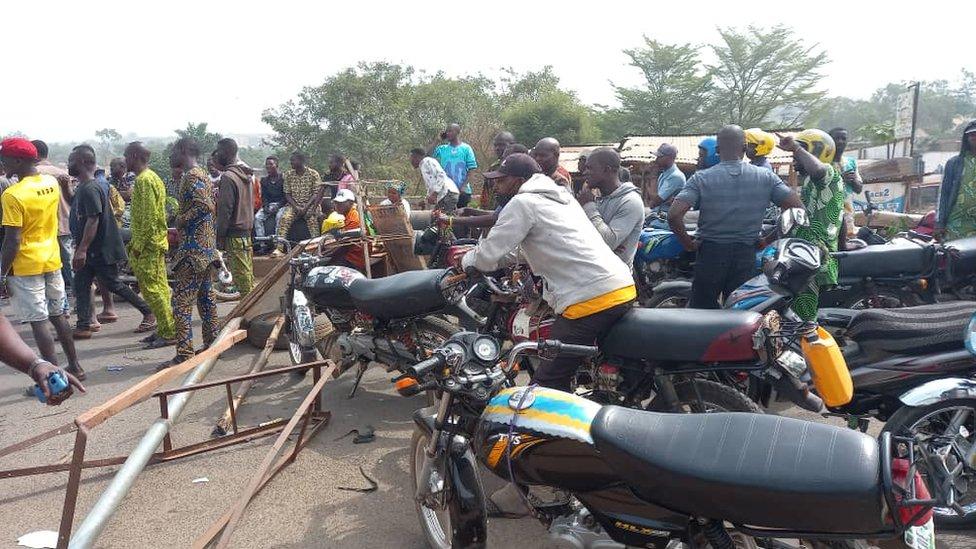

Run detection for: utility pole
[[908, 82, 920, 157]]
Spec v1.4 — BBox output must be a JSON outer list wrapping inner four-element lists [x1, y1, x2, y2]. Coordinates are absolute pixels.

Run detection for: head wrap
[[386, 180, 407, 196]]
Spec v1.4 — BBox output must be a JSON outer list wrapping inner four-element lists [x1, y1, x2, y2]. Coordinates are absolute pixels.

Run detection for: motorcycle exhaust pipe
[[771, 373, 824, 413]]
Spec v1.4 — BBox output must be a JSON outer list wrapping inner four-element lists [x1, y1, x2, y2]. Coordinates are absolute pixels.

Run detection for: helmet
[[698, 137, 719, 168], [745, 128, 775, 157], [794, 129, 836, 164]]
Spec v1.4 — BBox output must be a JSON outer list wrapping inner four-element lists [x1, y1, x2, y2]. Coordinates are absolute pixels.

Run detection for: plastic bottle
[[801, 327, 854, 407]]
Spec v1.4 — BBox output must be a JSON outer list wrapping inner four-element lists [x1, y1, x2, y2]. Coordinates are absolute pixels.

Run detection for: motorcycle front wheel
[[410, 429, 486, 549], [883, 398, 976, 527]]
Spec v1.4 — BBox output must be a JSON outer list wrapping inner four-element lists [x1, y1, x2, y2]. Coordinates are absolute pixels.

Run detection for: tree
[[95, 128, 123, 161], [175, 122, 222, 157], [607, 38, 715, 135], [709, 25, 829, 127], [502, 91, 600, 147]]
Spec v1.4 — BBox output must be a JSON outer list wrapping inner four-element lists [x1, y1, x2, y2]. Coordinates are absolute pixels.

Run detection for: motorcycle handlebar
[[408, 353, 447, 379], [539, 340, 600, 358]]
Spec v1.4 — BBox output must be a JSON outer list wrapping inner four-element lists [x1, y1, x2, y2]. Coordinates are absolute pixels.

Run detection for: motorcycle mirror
[[779, 208, 809, 235]]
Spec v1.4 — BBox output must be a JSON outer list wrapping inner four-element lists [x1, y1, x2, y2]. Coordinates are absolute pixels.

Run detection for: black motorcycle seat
[[592, 406, 885, 534], [841, 302, 976, 357], [947, 235, 976, 281], [600, 308, 762, 363], [834, 238, 935, 281], [348, 269, 450, 319]]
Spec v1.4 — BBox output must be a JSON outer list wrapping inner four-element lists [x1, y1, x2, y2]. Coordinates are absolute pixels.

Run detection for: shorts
[[8, 271, 68, 322]]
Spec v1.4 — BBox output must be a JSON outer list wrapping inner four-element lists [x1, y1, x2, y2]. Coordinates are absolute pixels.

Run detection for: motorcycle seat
[[842, 302, 976, 357], [348, 268, 450, 320], [591, 406, 886, 534], [600, 308, 762, 363], [834, 238, 935, 281]]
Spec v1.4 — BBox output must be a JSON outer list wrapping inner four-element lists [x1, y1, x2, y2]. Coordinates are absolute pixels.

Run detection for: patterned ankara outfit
[[792, 164, 845, 321], [276, 167, 321, 244], [130, 168, 175, 339], [172, 166, 219, 359]]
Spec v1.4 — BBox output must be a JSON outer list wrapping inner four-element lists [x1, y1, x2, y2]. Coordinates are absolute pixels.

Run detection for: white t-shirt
[[419, 157, 459, 202]]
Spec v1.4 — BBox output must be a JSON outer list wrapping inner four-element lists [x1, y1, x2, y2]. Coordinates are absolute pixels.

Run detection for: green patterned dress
[[792, 164, 845, 321], [946, 155, 976, 241]]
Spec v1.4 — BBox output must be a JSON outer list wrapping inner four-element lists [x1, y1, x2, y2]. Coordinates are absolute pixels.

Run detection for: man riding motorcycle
[[459, 153, 635, 392]]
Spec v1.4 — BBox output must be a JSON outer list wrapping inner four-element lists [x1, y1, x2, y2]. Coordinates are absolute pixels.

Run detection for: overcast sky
[[3, 0, 970, 142]]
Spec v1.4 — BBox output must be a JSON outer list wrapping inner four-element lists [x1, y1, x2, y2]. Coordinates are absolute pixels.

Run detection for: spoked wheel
[[286, 314, 318, 366], [884, 398, 976, 527], [411, 429, 453, 549], [647, 380, 762, 413]]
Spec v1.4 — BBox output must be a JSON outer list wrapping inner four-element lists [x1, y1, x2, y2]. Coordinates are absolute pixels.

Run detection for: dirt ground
[[0, 300, 972, 548]]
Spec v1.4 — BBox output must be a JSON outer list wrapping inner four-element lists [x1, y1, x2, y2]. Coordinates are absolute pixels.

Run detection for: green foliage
[[708, 25, 828, 127], [805, 71, 976, 150], [607, 38, 715, 134], [502, 91, 599, 147], [94, 128, 124, 162], [262, 62, 592, 192]]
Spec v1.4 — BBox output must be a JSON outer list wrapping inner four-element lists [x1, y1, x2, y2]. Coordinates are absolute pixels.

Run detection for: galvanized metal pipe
[[69, 318, 242, 549]]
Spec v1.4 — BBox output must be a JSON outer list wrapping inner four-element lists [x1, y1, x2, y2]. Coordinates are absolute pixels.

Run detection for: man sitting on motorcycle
[[460, 153, 635, 391]]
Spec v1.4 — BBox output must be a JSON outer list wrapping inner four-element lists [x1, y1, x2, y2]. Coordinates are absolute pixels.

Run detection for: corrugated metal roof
[[619, 130, 801, 166], [559, 144, 616, 174]]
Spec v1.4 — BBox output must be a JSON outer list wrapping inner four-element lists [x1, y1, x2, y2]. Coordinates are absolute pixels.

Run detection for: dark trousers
[[58, 235, 73, 294], [74, 259, 151, 329], [690, 240, 757, 309], [532, 301, 633, 392]]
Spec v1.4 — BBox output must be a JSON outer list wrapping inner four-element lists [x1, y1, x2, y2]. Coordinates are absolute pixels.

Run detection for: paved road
[[0, 300, 972, 548]]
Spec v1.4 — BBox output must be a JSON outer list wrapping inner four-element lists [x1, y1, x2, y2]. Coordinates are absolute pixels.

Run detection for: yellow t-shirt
[[562, 285, 637, 320], [2, 174, 62, 276]]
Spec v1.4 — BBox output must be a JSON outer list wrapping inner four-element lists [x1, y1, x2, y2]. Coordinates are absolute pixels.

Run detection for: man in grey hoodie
[[461, 153, 635, 391], [579, 148, 645, 269]]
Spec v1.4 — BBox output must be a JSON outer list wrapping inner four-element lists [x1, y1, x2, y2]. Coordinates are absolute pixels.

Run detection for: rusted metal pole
[[213, 315, 285, 437], [68, 318, 243, 549]]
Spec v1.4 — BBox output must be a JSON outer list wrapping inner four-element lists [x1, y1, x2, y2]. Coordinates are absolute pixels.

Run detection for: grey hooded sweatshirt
[[582, 182, 644, 269], [461, 174, 633, 315]]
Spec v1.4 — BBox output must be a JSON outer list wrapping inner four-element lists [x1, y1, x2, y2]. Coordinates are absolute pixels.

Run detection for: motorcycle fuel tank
[[477, 387, 620, 492], [635, 229, 685, 264], [302, 265, 364, 308]]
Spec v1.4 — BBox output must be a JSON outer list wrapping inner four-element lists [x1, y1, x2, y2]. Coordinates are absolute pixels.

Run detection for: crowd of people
[[3, 118, 975, 408]]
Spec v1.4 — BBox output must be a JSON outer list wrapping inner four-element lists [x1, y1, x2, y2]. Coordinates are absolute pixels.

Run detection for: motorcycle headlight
[[472, 336, 500, 363]]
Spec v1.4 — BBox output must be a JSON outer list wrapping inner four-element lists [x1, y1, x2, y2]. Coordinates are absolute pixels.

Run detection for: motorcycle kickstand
[[348, 361, 368, 399]]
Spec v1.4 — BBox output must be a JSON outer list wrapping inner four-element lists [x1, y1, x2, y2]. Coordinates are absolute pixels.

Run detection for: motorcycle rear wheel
[[647, 380, 761, 413], [883, 398, 976, 527]]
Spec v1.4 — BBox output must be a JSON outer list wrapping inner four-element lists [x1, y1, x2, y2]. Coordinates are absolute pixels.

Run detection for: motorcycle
[[398, 333, 941, 549], [721, 220, 976, 527], [281, 239, 477, 396]]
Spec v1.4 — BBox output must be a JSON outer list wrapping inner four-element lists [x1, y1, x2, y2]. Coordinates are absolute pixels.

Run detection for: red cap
[[0, 137, 38, 160]]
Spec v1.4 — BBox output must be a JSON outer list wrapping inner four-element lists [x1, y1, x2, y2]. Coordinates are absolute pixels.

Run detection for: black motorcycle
[[281, 247, 475, 395], [723, 224, 976, 527], [397, 333, 942, 549]]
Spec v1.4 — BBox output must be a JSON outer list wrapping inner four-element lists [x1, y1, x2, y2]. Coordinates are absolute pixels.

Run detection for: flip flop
[[96, 312, 119, 323], [144, 336, 176, 349], [139, 334, 156, 344], [134, 320, 157, 333], [66, 365, 87, 382]]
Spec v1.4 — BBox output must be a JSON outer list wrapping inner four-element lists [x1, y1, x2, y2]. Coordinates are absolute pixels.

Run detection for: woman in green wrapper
[[937, 121, 976, 241]]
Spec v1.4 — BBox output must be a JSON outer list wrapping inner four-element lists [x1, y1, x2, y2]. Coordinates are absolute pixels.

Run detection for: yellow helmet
[[794, 129, 836, 163], [745, 128, 775, 157]]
